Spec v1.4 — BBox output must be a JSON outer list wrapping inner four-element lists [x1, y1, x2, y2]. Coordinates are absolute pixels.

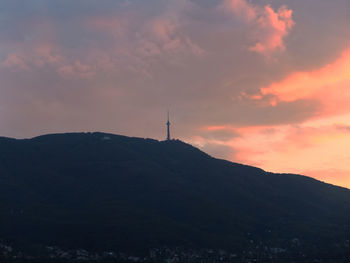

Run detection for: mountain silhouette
[[0, 132, 350, 258]]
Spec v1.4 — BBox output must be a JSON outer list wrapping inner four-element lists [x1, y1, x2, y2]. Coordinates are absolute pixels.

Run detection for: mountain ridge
[[2, 131, 347, 190], [0, 132, 350, 259]]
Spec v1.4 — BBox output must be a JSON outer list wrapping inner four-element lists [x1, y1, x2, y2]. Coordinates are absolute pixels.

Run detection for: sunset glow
[[1, 0, 350, 188]]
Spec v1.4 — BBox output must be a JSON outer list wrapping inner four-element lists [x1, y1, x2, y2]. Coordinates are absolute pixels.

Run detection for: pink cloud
[[2, 43, 95, 79], [139, 16, 206, 57], [221, 0, 295, 55], [250, 5, 294, 54], [2, 53, 29, 70], [86, 15, 127, 37], [151, 18, 177, 42], [2, 4, 206, 80], [86, 12, 205, 58], [58, 61, 95, 79], [33, 44, 63, 66], [221, 0, 256, 22]]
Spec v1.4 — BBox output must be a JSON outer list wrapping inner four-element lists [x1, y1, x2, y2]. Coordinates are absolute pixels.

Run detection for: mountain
[[0, 132, 350, 261]]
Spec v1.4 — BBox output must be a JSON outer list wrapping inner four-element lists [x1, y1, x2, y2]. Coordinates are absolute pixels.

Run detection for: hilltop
[[0, 132, 350, 262]]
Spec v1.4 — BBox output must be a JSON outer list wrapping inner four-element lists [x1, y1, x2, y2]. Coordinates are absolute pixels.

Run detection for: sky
[[1, 0, 350, 188]]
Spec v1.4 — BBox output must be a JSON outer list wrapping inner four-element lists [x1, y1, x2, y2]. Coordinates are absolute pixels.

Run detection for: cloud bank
[[1, 0, 350, 188]]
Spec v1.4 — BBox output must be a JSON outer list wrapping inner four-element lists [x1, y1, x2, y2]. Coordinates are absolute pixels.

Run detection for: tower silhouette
[[166, 111, 171, 141]]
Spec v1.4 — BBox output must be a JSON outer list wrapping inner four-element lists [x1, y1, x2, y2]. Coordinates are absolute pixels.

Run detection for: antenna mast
[[166, 111, 171, 141]]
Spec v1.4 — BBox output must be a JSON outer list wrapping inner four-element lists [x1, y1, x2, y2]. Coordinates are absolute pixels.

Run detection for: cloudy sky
[[1, 0, 350, 188]]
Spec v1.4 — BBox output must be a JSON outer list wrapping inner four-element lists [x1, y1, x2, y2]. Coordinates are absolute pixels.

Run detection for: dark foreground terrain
[[0, 132, 350, 262]]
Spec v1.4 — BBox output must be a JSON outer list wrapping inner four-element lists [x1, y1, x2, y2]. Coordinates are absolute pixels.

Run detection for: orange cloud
[[260, 48, 350, 116], [202, 125, 234, 131], [221, 0, 294, 55], [195, 114, 350, 189], [304, 169, 350, 189]]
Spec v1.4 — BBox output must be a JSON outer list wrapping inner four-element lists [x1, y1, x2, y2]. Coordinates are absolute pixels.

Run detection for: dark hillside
[[0, 132, 349, 259]]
